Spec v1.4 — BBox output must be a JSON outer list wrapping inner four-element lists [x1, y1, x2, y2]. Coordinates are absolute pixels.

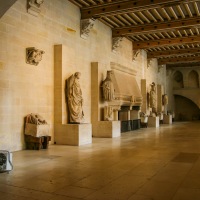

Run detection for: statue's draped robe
[[67, 75, 84, 123]]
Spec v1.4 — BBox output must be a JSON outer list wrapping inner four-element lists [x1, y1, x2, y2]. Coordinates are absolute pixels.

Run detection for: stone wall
[[0, 0, 167, 151]]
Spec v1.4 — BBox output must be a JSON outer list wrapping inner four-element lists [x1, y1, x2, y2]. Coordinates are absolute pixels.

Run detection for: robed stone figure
[[149, 82, 157, 113], [66, 72, 84, 123]]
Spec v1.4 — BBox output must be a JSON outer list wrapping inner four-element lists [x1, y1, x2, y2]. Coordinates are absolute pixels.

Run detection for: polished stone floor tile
[[1, 121, 200, 200]]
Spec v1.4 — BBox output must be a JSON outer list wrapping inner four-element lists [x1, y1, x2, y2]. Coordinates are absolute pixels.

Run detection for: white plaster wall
[[0, 0, 167, 151]]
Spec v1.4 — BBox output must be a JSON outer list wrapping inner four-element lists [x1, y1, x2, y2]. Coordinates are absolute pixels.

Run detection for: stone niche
[[54, 45, 92, 146], [91, 62, 142, 137]]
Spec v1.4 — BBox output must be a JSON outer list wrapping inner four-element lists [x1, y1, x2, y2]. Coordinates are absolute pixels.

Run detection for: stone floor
[[1, 121, 200, 200]]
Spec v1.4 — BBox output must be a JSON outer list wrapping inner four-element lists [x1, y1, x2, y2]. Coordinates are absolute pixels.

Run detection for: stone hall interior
[[1, 0, 200, 200]]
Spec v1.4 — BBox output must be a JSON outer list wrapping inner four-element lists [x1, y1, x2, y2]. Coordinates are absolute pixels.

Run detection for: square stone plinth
[[54, 123, 92, 146], [25, 123, 50, 137], [92, 121, 121, 138], [163, 114, 172, 124], [148, 116, 159, 127]]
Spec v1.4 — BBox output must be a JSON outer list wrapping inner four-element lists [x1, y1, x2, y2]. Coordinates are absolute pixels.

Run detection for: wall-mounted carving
[[158, 65, 165, 73], [149, 82, 157, 113], [80, 18, 95, 39], [132, 49, 141, 61], [27, 0, 44, 17], [102, 70, 115, 101], [26, 47, 45, 66], [65, 72, 84, 124], [147, 58, 153, 68], [112, 37, 123, 52]]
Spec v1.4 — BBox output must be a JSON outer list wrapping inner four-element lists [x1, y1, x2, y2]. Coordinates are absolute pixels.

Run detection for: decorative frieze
[[26, 47, 45, 66], [112, 37, 123, 52], [27, 0, 44, 17], [80, 18, 95, 39]]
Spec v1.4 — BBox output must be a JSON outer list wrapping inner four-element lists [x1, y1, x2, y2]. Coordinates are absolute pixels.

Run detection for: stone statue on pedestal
[[66, 72, 84, 124], [149, 82, 157, 113], [102, 71, 115, 101]]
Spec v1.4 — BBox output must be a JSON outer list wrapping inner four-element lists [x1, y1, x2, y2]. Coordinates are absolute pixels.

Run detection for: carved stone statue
[[26, 47, 45, 66], [149, 82, 157, 112], [162, 94, 168, 105], [66, 72, 84, 123], [102, 71, 115, 101], [26, 113, 47, 125], [104, 106, 113, 121]]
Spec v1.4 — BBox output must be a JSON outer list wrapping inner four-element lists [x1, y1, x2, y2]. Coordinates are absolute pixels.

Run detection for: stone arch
[[173, 71, 184, 89], [174, 95, 200, 121], [188, 70, 199, 88]]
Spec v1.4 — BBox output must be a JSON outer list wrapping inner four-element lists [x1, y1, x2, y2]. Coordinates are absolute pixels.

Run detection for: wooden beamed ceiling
[[69, 0, 200, 67]]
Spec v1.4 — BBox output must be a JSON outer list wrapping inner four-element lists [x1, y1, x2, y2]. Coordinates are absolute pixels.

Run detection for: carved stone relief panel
[[27, 0, 44, 17], [26, 47, 45, 66]]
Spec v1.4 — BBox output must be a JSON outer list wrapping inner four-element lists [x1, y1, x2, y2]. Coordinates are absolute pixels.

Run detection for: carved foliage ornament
[[27, 0, 44, 17], [26, 47, 45, 66], [80, 19, 95, 40]]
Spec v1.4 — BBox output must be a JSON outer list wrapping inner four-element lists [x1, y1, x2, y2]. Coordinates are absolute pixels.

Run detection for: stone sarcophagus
[[25, 113, 50, 137], [24, 113, 51, 150]]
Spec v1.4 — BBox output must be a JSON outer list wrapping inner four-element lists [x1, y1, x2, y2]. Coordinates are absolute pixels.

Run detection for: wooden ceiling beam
[[158, 56, 200, 65], [81, 0, 197, 19], [147, 48, 200, 58], [113, 17, 200, 37], [166, 62, 200, 68], [132, 35, 200, 49]]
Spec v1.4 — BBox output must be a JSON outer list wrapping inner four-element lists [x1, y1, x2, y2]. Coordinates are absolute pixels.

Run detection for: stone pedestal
[[92, 121, 120, 138], [163, 114, 172, 124], [54, 123, 92, 146], [148, 116, 159, 127], [25, 123, 50, 137]]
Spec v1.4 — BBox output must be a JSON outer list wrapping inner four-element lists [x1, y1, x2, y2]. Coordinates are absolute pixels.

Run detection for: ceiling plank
[[147, 47, 200, 58], [113, 17, 200, 37], [81, 0, 197, 19], [132, 35, 200, 49], [166, 62, 200, 67], [158, 56, 200, 65]]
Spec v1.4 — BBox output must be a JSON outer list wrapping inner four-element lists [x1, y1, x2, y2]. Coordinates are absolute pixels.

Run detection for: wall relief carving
[[27, 0, 44, 17], [26, 47, 45, 66]]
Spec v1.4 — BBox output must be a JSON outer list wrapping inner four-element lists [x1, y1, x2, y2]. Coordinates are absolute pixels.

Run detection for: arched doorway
[[174, 95, 200, 121]]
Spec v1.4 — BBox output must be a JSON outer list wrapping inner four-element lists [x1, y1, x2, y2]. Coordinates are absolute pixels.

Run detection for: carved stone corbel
[[27, 0, 44, 17], [147, 58, 153, 68], [80, 18, 95, 39], [26, 47, 45, 66], [132, 49, 141, 61], [158, 65, 165, 73], [112, 37, 123, 52]]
